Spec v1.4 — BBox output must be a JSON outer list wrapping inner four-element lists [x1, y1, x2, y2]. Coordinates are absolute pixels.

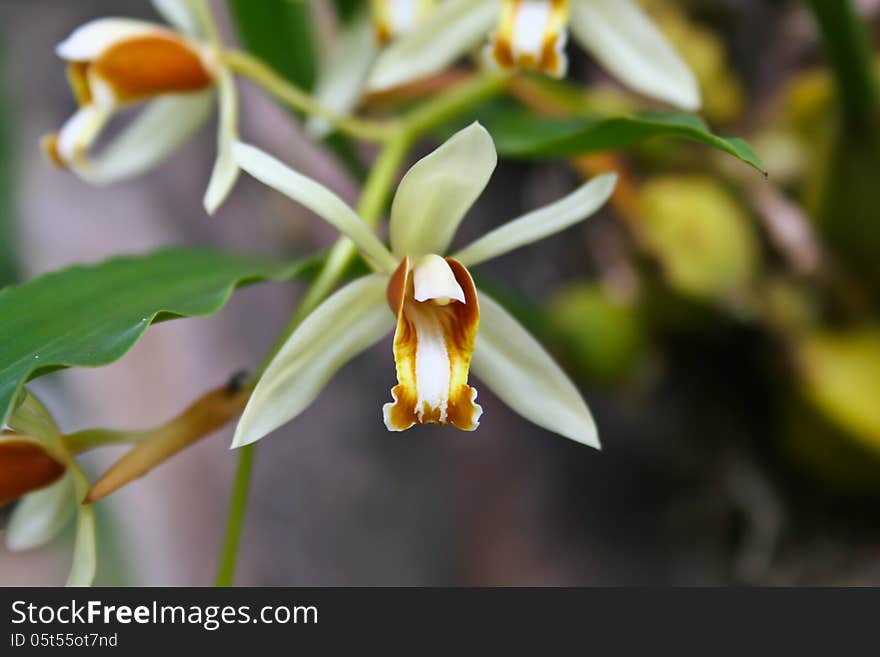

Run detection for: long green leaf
[[478, 104, 766, 174], [332, 0, 363, 23], [0, 249, 315, 426], [227, 0, 317, 90], [0, 39, 17, 287]]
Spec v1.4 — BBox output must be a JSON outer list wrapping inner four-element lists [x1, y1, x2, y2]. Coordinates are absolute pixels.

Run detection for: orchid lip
[[486, 0, 570, 77], [384, 256, 482, 431]]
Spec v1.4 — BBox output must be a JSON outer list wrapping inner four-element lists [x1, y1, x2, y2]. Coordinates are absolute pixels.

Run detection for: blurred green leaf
[[478, 103, 766, 173], [227, 0, 317, 90], [637, 176, 761, 301], [782, 391, 880, 494], [805, 0, 879, 130], [547, 283, 645, 384], [797, 328, 880, 453], [0, 40, 17, 287], [332, 0, 364, 23], [0, 249, 316, 427]]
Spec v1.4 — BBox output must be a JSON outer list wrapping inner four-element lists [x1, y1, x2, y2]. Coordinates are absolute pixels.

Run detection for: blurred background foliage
[[2, 0, 880, 585], [0, 41, 17, 287]]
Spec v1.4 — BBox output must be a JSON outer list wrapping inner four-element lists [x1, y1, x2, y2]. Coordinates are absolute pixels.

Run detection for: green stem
[[223, 49, 398, 143], [805, 0, 879, 129], [401, 72, 511, 138], [214, 441, 255, 586], [213, 71, 511, 586], [63, 429, 150, 453]]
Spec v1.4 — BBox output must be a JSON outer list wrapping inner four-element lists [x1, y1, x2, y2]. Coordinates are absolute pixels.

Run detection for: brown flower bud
[[0, 440, 66, 506]]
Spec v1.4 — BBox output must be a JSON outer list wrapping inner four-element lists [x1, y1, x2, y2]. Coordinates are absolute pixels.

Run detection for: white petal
[[454, 173, 617, 267], [82, 90, 213, 185], [366, 0, 500, 91], [569, 0, 700, 111], [56, 18, 169, 61], [233, 275, 394, 447], [66, 464, 96, 587], [204, 70, 240, 214], [152, 0, 204, 36], [471, 291, 599, 448], [5, 475, 75, 552], [233, 142, 397, 271], [390, 122, 496, 258], [306, 13, 377, 139], [413, 255, 465, 304], [55, 104, 112, 173]]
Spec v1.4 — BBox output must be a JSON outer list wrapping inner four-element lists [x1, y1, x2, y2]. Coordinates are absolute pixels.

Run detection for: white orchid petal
[[306, 13, 377, 139], [569, 0, 700, 110], [204, 70, 240, 214], [66, 464, 96, 587], [5, 475, 75, 552], [152, 0, 204, 37], [412, 255, 466, 304], [81, 90, 213, 185], [56, 18, 169, 61], [54, 104, 112, 174], [233, 275, 395, 447], [367, 0, 500, 91], [472, 291, 599, 448], [390, 122, 496, 258], [233, 142, 397, 271], [454, 173, 617, 267]]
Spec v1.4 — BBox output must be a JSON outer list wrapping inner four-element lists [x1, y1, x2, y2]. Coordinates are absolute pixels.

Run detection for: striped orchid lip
[[39, 0, 240, 214], [371, 0, 439, 44], [365, 0, 701, 111], [485, 0, 570, 78], [230, 123, 618, 449]]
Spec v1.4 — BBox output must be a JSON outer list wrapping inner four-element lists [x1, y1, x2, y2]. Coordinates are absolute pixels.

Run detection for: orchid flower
[[1, 392, 95, 587], [231, 123, 616, 448], [41, 0, 239, 213], [307, 0, 438, 137], [366, 0, 701, 111]]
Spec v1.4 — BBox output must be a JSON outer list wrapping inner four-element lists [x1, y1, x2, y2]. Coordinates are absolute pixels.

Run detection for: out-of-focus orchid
[[367, 0, 701, 110], [231, 123, 616, 448], [1, 392, 95, 587], [41, 0, 239, 213], [307, 1, 438, 137]]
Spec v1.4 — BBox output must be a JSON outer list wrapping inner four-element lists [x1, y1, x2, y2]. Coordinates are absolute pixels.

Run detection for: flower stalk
[[804, 0, 879, 131], [222, 49, 399, 142]]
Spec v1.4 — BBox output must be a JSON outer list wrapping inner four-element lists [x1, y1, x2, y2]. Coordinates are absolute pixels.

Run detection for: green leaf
[[0, 248, 316, 427], [227, 0, 317, 90], [797, 327, 880, 453], [332, 0, 364, 23], [0, 39, 18, 287], [478, 103, 766, 174]]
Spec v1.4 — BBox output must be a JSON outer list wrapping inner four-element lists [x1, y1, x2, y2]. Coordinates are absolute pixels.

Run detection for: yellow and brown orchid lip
[[487, 0, 570, 78], [371, 0, 437, 45], [384, 255, 482, 431], [0, 438, 67, 506]]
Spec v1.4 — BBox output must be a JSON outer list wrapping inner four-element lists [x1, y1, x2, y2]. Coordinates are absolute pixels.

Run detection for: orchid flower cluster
[[1, 0, 702, 586]]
